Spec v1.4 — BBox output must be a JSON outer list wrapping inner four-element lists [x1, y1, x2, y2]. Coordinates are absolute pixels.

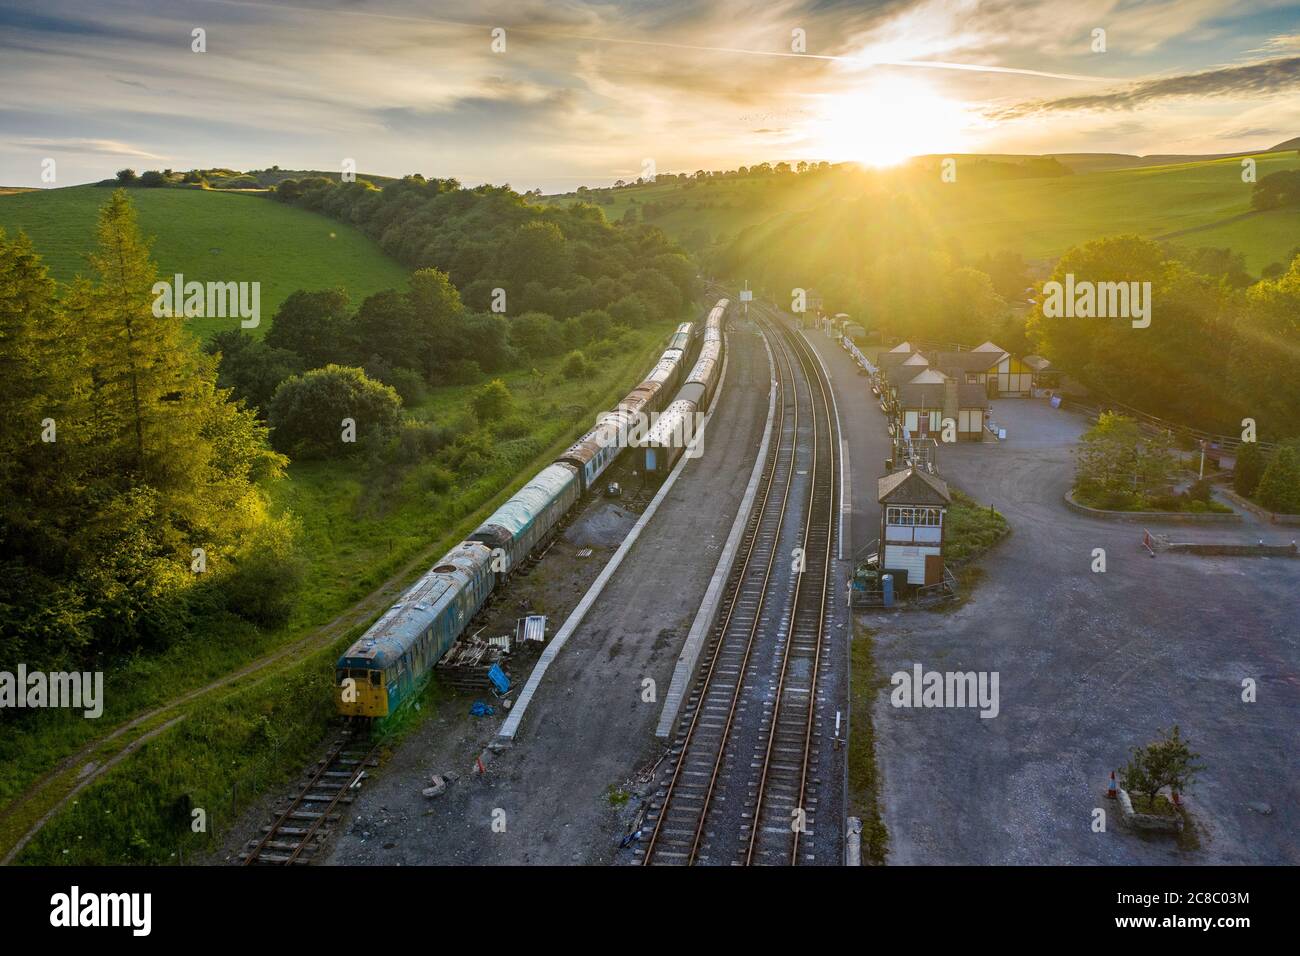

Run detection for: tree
[[497, 220, 570, 290], [943, 267, 1005, 343], [1, 193, 291, 666], [607, 294, 649, 327], [265, 288, 354, 368], [508, 311, 563, 357], [1256, 446, 1300, 513], [71, 189, 213, 488], [268, 365, 403, 459], [1074, 412, 1175, 508], [1120, 726, 1203, 805], [115, 168, 138, 184], [139, 170, 167, 188], [1233, 441, 1265, 497], [1226, 257, 1300, 440], [1250, 169, 1300, 211], [573, 308, 613, 343], [205, 330, 304, 414], [471, 378, 513, 423]]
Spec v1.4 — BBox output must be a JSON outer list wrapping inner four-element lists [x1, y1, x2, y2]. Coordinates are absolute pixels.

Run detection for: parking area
[[864, 398, 1299, 864]]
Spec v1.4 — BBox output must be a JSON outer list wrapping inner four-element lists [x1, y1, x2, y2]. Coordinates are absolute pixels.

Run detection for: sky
[[1, 0, 1298, 190]]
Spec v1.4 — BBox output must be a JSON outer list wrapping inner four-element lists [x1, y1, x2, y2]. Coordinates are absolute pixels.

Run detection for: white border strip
[[655, 330, 777, 739], [495, 321, 734, 744]]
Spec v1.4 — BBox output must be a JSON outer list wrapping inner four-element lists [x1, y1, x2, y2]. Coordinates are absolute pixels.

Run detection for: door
[[924, 554, 944, 586]]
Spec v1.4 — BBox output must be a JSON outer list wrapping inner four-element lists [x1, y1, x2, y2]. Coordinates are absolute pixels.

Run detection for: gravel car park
[[864, 399, 1298, 864]]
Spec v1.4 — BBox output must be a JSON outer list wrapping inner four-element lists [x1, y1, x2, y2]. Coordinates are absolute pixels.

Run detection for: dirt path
[[0, 534, 475, 864]]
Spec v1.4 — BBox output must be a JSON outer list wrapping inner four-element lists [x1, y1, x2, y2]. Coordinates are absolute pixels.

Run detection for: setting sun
[[806, 77, 972, 167]]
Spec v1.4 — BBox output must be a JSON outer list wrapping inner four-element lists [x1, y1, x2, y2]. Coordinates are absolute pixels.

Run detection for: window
[[886, 506, 943, 527], [370, 671, 381, 687]]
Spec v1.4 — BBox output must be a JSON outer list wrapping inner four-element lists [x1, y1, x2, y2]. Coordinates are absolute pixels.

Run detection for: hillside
[[544, 150, 1300, 274], [0, 185, 409, 338]]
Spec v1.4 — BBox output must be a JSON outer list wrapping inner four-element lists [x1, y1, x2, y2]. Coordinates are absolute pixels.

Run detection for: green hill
[[545, 150, 1300, 274], [0, 185, 409, 338]]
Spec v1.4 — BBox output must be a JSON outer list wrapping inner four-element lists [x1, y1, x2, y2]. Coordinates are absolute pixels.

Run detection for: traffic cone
[[1106, 771, 1117, 799]]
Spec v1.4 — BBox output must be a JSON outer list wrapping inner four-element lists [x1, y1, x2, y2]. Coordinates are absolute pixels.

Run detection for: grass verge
[[944, 489, 1011, 565], [848, 623, 888, 864]]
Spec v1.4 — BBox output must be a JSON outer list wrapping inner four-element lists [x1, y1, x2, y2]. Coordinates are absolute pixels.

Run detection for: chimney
[[943, 376, 958, 425]]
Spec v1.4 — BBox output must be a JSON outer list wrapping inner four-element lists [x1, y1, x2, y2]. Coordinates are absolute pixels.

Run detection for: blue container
[[882, 574, 894, 607]]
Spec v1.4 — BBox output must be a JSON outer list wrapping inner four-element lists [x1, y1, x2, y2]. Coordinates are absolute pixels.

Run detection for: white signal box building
[[877, 467, 952, 586]]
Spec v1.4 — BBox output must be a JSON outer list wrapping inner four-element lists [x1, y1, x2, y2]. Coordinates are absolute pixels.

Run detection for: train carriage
[[639, 399, 699, 474], [467, 462, 580, 577], [556, 420, 623, 492], [336, 541, 494, 718]]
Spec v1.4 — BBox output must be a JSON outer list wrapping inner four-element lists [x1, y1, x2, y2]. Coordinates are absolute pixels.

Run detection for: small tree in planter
[[1120, 725, 1204, 809]]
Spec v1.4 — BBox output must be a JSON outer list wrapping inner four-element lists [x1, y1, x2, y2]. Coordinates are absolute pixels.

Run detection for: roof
[[896, 381, 988, 410], [878, 467, 951, 505], [888, 341, 914, 353], [902, 353, 929, 366], [928, 350, 1003, 373], [472, 464, 577, 540], [907, 368, 950, 385], [972, 340, 1005, 353], [340, 543, 486, 667], [877, 350, 919, 368], [1022, 354, 1052, 371]]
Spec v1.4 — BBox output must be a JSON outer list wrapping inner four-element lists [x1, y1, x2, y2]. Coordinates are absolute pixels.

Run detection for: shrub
[[115, 168, 138, 184], [1120, 726, 1203, 804], [1233, 442, 1264, 497], [562, 350, 589, 380], [442, 429, 494, 477], [445, 358, 481, 385], [1256, 446, 1300, 514], [491, 415, 533, 440], [267, 365, 403, 459], [394, 419, 446, 464], [385, 367, 428, 406], [424, 464, 455, 494], [471, 379, 513, 423], [220, 513, 305, 627], [364, 355, 427, 406], [139, 170, 167, 188]]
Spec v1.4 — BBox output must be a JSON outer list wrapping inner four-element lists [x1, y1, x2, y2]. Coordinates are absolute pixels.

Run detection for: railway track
[[640, 309, 838, 865], [241, 729, 379, 865]]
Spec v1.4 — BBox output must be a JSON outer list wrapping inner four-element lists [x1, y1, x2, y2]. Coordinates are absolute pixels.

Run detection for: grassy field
[[548, 151, 1300, 273], [1, 317, 681, 864], [0, 185, 409, 338]]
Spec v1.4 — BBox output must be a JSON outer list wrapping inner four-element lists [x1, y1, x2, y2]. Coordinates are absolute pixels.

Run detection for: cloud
[[9, 137, 167, 160], [991, 56, 1300, 119]]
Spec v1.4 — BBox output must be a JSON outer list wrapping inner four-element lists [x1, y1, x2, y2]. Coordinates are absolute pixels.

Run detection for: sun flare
[[806, 77, 971, 167]]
